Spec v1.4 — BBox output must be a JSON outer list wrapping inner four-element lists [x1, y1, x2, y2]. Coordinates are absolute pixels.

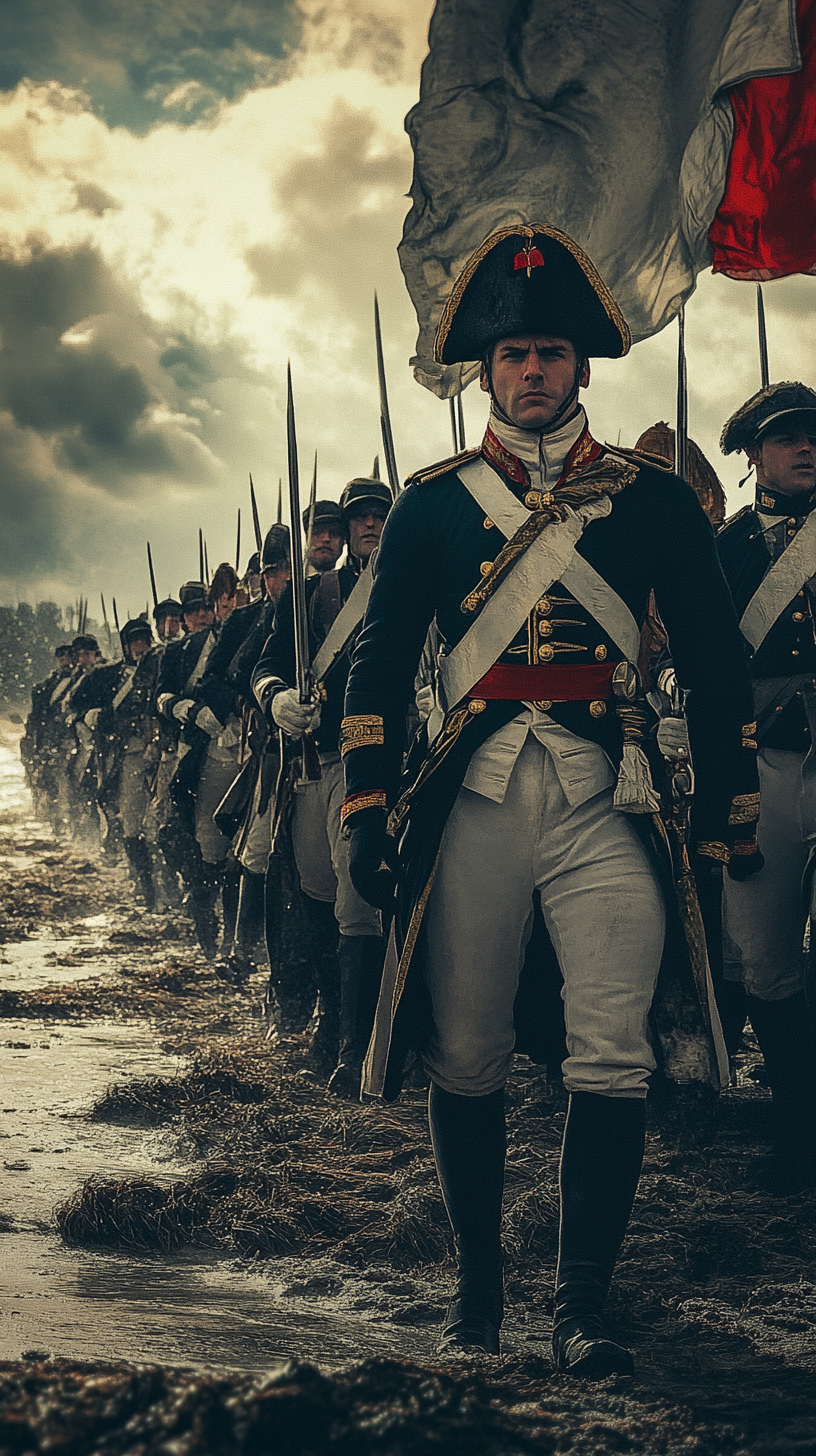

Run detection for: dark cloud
[[0, 0, 302, 132], [74, 181, 120, 215], [0, 413, 67, 582]]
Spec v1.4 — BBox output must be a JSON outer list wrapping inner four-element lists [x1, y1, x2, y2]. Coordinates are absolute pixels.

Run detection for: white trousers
[[119, 749, 149, 839], [723, 747, 814, 1001], [291, 757, 381, 938], [195, 745, 239, 865], [423, 735, 665, 1099], [239, 769, 273, 875]]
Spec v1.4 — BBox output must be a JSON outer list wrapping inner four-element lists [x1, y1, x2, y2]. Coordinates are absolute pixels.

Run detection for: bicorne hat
[[721, 382, 816, 455], [435, 225, 631, 366]]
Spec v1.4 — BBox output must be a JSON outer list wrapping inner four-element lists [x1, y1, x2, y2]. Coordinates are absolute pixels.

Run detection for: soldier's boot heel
[[301, 895, 340, 1077], [327, 934, 385, 1100], [553, 1092, 644, 1379], [429, 1083, 506, 1356]]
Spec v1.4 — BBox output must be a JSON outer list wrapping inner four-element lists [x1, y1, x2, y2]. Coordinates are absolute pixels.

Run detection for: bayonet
[[449, 397, 458, 453], [372, 455, 380, 479], [374, 293, 400, 498], [147, 542, 158, 608], [199, 528, 205, 584], [286, 363, 320, 780], [277, 478, 283, 524], [204, 540, 210, 587], [112, 597, 120, 635], [100, 593, 112, 653], [249, 474, 263, 553], [236, 508, 242, 571]]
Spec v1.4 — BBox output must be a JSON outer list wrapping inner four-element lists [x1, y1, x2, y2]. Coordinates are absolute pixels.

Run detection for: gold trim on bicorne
[[728, 792, 760, 826], [340, 790, 387, 823], [388, 706, 473, 836], [340, 713, 384, 757], [433, 223, 632, 364], [461, 454, 638, 614], [696, 841, 730, 864]]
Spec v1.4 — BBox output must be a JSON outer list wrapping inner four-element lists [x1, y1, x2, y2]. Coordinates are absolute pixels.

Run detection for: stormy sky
[[1, 0, 814, 615]]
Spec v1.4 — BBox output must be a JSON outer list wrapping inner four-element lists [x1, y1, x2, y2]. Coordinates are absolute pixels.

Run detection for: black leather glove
[[347, 807, 398, 911]]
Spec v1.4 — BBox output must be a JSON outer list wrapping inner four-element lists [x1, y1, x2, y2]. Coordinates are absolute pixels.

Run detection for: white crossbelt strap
[[49, 676, 71, 707], [437, 459, 640, 710], [739, 511, 816, 651], [312, 564, 373, 682], [184, 629, 215, 692], [112, 665, 137, 710]]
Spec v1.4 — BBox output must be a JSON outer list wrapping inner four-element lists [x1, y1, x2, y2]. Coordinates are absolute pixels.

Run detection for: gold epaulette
[[604, 444, 672, 473], [407, 447, 481, 487], [717, 503, 753, 535]]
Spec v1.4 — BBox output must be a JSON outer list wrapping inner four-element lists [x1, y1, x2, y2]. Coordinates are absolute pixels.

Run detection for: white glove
[[656, 715, 691, 762], [415, 684, 435, 724], [271, 687, 321, 738], [193, 705, 223, 738], [84, 708, 101, 730], [172, 698, 195, 723]]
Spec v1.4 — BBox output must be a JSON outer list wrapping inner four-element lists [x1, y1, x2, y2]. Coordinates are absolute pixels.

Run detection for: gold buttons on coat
[[524, 489, 554, 510], [589, 700, 606, 717], [595, 644, 608, 660], [480, 561, 493, 576], [483, 517, 494, 530], [793, 611, 805, 621], [469, 698, 486, 713], [533, 699, 553, 710], [539, 645, 555, 662], [537, 596, 552, 615], [538, 621, 553, 638]]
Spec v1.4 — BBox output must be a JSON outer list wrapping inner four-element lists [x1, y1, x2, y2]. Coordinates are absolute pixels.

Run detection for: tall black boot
[[219, 865, 242, 958], [429, 1083, 505, 1356], [746, 992, 816, 1191], [302, 895, 340, 1077], [327, 935, 385, 1101], [217, 870, 266, 988], [123, 835, 156, 912], [553, 1092, 645, 1378], [189, 862, 219, 960]]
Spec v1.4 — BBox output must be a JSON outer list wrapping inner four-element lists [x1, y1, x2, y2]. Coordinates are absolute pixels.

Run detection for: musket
[[204, 540, 210, 587], [674, 305, 688, 483], [112, 597, 120, 636], [236, 508, 242, 571], [374, 293, 401, 498], [277, 478, 283, 524], [199, 527, 205, 583], [100, 593, 112, 653], [756, 284, 770, 390], [449, 397, 458, 453], [249, 473, 263, 553], [286, 362, 321, 780], [146, 542, 158, 608], [457, 390, 467, 450]]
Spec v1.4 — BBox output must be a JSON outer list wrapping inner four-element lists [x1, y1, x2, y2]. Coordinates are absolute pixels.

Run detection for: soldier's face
[[214, 591, 236, 622], [752, 425, 816, 497], [307, 525, 344, 572], [160, 615, 183, 639], [183, 606, 214, 633], [347, 507, 387, 563], [57, 655, 73, 676], [482, 335, 590, 430], [129, 636, 152, 661], [77, 649, 95, 670], [262, 563, 291, 604]]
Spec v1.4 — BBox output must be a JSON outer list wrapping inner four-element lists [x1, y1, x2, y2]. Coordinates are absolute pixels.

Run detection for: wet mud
[[1, 719, 815, 1454]]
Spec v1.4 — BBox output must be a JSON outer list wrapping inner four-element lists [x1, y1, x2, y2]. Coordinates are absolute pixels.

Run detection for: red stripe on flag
[[709, 0, 816, 280]]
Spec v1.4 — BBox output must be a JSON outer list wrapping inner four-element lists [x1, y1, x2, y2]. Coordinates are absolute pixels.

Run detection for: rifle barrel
[[199, 528, 205, 584], [147, 542, 158, 608], [286, 363, 312, 704], [249, 474, 263, 552], [236, 508, 242, 572], [374, 293, 401, 498]]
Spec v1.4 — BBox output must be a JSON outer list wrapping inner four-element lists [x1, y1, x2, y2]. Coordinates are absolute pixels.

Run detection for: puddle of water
[[1, 934, 120, 988]]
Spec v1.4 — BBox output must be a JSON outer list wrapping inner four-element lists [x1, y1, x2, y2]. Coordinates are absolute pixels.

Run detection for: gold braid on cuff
[[728, 792, 760, 826], [340, 790, 387, 824], [340, 714, 385, 756]]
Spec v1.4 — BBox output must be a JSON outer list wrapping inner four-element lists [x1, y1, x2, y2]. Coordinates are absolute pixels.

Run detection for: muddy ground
[[1, 720, 814, 1455]]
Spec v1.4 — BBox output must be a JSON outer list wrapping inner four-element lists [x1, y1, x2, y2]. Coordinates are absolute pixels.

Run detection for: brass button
[[525, 490, 540, 509], [792, 649, 800, 656], [483, 517, 494, 530], [793, 611, 805, 621], [589, 700, 606, 717], [538, 621, 553, 638], [537, 596, 552, 615], [533, 699, 553, 711], [468, 698, 486, 713], [539, 645, 555, 662], [595, 644, 608, 661], [789, 517, 798, 526], [479, 561, 493, 576]]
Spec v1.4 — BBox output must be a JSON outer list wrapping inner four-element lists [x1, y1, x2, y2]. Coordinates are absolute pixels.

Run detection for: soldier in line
[[252, 485, 390, 1094], [713, 385, 816, 1192], [153, 597, 184, 643], [60, 634, 105, 845], [71, 616, 161, 907], [22, 643, 75, 828], [340, 227, 762, 1372]]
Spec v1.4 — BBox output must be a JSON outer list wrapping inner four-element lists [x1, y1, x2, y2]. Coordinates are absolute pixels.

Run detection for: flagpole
[[674, 305, 688, 484], [756, 284, 770, 390]]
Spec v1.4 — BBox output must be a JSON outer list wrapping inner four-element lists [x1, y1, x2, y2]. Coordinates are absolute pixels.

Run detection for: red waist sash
[[469, 662, 619, 701]]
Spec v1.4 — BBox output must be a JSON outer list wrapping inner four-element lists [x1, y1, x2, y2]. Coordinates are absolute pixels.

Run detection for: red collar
[[481, 422, 603, 490]]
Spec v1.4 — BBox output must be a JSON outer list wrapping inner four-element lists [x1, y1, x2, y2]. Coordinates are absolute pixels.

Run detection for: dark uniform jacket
[[252, 562, 363, 755], [717, 501, 816, 751], [341, 424, 761, 1099]]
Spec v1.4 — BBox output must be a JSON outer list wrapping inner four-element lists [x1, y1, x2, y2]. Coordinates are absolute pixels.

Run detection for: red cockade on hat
[[513, 247, 545, 274]]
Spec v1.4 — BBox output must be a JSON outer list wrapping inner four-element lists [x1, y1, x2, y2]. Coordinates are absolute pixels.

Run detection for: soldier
[[304, 500, 346, 575], [22, 644, 75, 828], [72, 616, 160, 906], [712, 384, 816, 1192], [209, 562, 239, 623], [61, 634, 104, 844], [153, 597, 184, 643], [340, 226, 761, 1372], [252, 482, 390, 1095]]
